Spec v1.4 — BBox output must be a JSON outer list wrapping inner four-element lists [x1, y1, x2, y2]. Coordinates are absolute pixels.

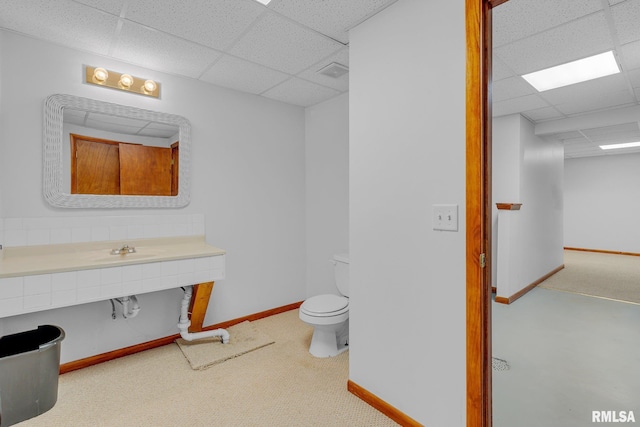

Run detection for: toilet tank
[[332, 253, 350, 297]]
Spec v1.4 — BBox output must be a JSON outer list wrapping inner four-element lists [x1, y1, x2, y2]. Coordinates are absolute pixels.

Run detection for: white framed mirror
[[43, 94, 191, 208]]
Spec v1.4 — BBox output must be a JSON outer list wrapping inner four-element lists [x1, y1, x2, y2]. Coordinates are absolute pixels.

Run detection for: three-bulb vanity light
[[85, 65, 160, 98]]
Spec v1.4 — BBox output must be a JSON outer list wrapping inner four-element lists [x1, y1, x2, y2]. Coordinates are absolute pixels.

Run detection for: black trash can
[[0, 325, 65, 427]]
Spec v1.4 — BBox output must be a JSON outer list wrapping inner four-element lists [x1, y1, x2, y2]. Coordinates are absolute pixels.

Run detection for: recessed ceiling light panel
[[522, 51, 620, 92], [255, 0, 272, 5], [599, 141, 640, 150]]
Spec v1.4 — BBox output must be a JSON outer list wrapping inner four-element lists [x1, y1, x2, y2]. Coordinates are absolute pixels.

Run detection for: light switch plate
[[433, 204, 458, 231]]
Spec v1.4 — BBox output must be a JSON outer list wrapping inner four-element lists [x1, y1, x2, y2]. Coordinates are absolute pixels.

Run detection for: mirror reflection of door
[[70, 134, 177, 196], [119, 143, 171, 195], [71, 136, 120, 194], [170, 142, 179, 196]]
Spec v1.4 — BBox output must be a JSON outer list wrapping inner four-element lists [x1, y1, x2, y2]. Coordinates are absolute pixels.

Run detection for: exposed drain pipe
[[121, 295, 140, 318], [178, 286, 230, 343], [111, 295, 141, 319]]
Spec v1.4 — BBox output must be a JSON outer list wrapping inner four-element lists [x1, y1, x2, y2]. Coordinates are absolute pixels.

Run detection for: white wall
[[0, 31, 5, 250], [564, 152, 640, 253], [0, 31, 306, 362], [492, 114, 564, 298], [349, 0, 466, 424], [304, 93, 349, 298]]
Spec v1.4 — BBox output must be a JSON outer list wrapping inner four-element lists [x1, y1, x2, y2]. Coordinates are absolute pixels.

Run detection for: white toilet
[[299, 253, 349, 358]]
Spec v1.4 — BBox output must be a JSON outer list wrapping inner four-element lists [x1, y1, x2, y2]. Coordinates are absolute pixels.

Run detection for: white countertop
[[0, 236, 225, 278]]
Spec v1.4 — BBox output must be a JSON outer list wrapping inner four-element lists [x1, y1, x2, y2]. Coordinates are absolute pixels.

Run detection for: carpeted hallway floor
[[539, 250, 640, 305], [18, 309, 398, 427]]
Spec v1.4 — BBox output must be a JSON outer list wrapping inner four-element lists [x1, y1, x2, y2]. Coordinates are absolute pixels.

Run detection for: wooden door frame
[[467, 0, 505, 425]]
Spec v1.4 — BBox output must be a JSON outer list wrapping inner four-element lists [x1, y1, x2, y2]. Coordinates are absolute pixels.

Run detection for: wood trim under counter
[[189, 281, 214, 332]]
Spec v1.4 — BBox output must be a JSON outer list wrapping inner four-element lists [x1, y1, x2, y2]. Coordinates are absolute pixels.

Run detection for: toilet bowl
[[299, 254, 349, 357]]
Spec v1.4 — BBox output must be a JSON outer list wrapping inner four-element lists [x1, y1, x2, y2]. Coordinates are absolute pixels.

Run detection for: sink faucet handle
[[110, 245, 136, 255]]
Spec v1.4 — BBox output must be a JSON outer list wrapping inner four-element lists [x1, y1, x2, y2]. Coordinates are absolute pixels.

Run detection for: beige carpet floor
[[17, 309, 398, 427], [539, 250, 640, 304], [176, 321, 275, 370]]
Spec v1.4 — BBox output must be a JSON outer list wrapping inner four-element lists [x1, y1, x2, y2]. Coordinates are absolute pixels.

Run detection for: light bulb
[[143, 79, 157, 93], [93, 67, 108, 83], [119, 74, 133, 89]]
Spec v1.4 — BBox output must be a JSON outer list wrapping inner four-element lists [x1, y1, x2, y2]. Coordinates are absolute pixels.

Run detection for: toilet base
[[308, 320, 349, 358]]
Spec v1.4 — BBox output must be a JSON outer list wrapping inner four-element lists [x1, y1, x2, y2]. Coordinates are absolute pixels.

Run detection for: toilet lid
[[301, 294, 348, 315]]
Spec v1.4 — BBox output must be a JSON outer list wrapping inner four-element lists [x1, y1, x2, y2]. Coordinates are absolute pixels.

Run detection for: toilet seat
[[300, 294, 348, 317]]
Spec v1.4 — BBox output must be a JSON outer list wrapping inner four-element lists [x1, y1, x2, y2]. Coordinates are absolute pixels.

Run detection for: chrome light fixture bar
[[85, 65, 160, 98]]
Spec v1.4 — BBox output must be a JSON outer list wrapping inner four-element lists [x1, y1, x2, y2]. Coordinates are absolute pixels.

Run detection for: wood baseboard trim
[[494, 264, 564, 305], [564, 247, 640, 257], [60, 301, 303, 374], [347, 380, 423, 426]]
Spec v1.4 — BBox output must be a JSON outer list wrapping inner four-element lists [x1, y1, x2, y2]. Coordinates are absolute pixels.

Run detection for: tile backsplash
[[1, 214, 205, 248]]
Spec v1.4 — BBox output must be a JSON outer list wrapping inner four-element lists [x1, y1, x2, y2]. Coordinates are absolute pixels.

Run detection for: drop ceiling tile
[[581, 122, 640, 138], [143, 122, 179, 136], [520, 106, 565, 122], [562, 142, 597, 157], [63, 109, 88, 126], [565, 147, 599, 158], [296, 48, 349, 92], [199, 55, 290, 95], [581, 123, 640, 144], [262, 78, 340, 107], [553, 90, 636, 116], [492, 76, 536, 102], [564, 141, 598, 150], [85, 120, 141, 135], [590, 131, 640, 144], [492, 94, 549, 117], [73, 0, 125, 15], [565, 143, 600, 152], [539, 74, 632, 106], [611, 0, 640, 44], [492, 56, 515, 81], [620, 40, 640, 71], [628, 68, 640, 87], [549, 131, 586, 142], [123, 0, 264, 51], [568, 150, 606, 159], [494, 12, 612, 75], [0, 0, 118, 55], [603, 147, 640, 156], [111, 21, 221, 79], [492, 0, 602, 48], [268, 0, 397, 44], [229, 12, 344, 75], [87, 112, 149, 129]]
